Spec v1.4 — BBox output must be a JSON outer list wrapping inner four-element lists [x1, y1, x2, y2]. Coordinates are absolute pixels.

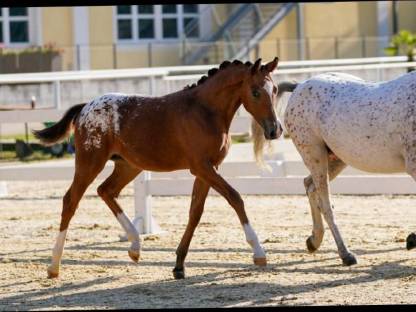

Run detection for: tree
[[384, 30, 416, 72]]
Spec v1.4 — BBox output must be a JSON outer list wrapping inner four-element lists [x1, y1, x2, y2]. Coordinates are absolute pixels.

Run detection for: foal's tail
[[251, 81, 298, 167], [33, 103, 86, 146]]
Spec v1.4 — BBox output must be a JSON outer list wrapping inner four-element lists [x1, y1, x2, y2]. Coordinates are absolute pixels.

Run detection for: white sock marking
[[117, 212, 140, 251], [50, 229, 67, 272], [243, 223, 266, 258]]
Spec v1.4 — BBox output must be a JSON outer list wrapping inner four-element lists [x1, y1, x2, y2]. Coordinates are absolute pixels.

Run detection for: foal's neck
[[196, 68, 247, 132]]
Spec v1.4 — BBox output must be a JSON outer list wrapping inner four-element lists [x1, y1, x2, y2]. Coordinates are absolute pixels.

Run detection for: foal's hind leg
[[48, 154, 107, 278], [97, 160, 142, 263], [298, 142, 356, 266], [173, 177, 210, 279], [305, 156, 346, 252]]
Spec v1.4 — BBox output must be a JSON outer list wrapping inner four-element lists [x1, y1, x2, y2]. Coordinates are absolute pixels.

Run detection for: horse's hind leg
[[48, 154, 107, 278], [298, 142, 356, 266], [97, 160, 142, 262], [305, 156, 346, 252], [173, 177, 210, 279], [402, 152, 416, 250]]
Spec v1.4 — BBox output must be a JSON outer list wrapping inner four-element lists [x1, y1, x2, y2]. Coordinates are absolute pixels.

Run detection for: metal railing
[[0, 36, 399, 73]]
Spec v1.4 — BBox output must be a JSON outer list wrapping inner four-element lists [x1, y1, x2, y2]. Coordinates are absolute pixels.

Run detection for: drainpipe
[[73, 7, 90, 70], [296, 3, 305, 60], [377, 1, 390, 56], [392, 0, 398, 35]]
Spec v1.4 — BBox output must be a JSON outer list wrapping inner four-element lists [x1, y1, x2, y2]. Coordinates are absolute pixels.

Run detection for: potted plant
[[0, 42, 64, 73], [384, 30, 416, 72]]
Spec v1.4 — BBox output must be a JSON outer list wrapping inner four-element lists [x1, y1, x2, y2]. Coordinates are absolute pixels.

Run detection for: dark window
[[0, 22, 2, 43], [9, 7, 27, 16], [117, 19, 132, 39], [162, 5, 176, 13], [10, 21, 28, 42], [138, 5, 153, 14], [117, 6, 131, 15], [138, 19, 154, 38], [183, 5, 198, 13], [184, 17, 199, 38], [162, 18, 177, 38]]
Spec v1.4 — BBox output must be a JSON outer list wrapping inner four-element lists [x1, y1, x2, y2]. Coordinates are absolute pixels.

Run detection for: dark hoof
[[406, 233, 416, 250], [306, 236, 318, 253], [172, 267, 185, 280], [342, 253, 357, 266]]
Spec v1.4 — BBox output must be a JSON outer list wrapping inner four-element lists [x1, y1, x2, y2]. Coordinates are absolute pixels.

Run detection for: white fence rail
[[0, 56, 413, 110], [1, 156, 416, 234], [0, 109, 252, 135]]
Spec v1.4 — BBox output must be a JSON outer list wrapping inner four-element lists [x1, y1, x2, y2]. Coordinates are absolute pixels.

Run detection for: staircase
[[182, 3, 296, 65]]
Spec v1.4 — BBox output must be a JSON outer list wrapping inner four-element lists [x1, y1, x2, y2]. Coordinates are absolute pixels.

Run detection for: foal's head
[[240, 57, 282, 140]]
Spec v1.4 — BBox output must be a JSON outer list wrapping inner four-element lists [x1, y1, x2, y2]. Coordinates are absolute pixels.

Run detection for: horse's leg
[[190, 162, 266, 266], [305, 156, 346, 252], [173, 177, 210, 279], [403, 153, 416, 250], [300, 143, 356, 266], [48, 154, 107, 278], [97, 160, 142, 262]]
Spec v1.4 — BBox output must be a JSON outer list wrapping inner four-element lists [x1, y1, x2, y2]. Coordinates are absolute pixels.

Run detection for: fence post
[[76, 44, 81, 70], [148, 43, 152, 67], [132, 171, 152, 234], [246, 40, 250, 61], [334, 37, 339, 59], [53, 80, 61, 109], [113, 44, 117, 69], [149, 76, 156, 96], [361, 36, 366, 58], [276, 38, 280, 59]]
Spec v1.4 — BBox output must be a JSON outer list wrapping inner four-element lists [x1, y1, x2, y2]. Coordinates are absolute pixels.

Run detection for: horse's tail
[[33, 103, 86, 146], [252, 81, 298, 167]]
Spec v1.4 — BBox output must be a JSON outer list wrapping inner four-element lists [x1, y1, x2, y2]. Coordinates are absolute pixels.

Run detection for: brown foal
[[33, 57, 282, 279]]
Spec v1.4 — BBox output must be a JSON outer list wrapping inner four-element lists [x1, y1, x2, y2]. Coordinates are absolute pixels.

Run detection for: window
[[115, 5, 200, 42], [0, 7, 30, 45]]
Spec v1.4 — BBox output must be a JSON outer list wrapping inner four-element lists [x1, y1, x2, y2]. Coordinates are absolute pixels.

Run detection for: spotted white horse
[[253, 70, 416, 266]]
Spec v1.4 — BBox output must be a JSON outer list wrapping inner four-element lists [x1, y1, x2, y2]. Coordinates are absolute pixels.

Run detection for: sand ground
[[1, 180, 416, 309]]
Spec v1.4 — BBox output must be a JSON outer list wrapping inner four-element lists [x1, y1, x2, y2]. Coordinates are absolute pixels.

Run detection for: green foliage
[[0, 42, 64, 56], [384, 30, 416, 61]]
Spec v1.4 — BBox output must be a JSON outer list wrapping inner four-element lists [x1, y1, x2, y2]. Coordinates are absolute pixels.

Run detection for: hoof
[[406, 233, 416, 250], [342, 253, 357, 266], [172, 268, 185, 279], [118, 234, 128, 242], [254, 257, 267, 266], [306, 236, 318, 253], [128, 250, 140, 263], [47, 266, 59, 279]]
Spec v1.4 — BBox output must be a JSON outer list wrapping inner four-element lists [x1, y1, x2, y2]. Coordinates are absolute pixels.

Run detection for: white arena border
[[1, 153, 415, 235]]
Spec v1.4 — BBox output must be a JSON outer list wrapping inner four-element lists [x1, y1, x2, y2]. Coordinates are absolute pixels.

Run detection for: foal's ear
[[251, 58, 262, 75], [264, 57, 279, 73]]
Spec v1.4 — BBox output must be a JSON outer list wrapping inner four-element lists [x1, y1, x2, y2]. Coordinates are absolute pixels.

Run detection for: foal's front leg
[[173, 177, 210, 279], [190, 162, 267, 266]]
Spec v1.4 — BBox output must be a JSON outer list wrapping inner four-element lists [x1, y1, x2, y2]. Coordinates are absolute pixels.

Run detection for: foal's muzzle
[[262, 120, 282, 140]]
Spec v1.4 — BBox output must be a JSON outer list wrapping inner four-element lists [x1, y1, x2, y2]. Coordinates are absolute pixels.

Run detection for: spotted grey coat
[[282, 71, 416, 267]]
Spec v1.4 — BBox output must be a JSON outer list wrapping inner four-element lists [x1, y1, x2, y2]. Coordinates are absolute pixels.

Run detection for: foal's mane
[[184, 59, 267, 90]]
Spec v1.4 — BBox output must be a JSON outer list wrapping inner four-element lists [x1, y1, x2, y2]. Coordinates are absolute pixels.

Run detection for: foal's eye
[[252, 89, 260, 98]]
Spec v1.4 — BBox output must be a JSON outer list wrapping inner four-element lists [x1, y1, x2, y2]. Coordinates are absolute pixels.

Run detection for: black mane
[[183, 59, 253, 90]]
